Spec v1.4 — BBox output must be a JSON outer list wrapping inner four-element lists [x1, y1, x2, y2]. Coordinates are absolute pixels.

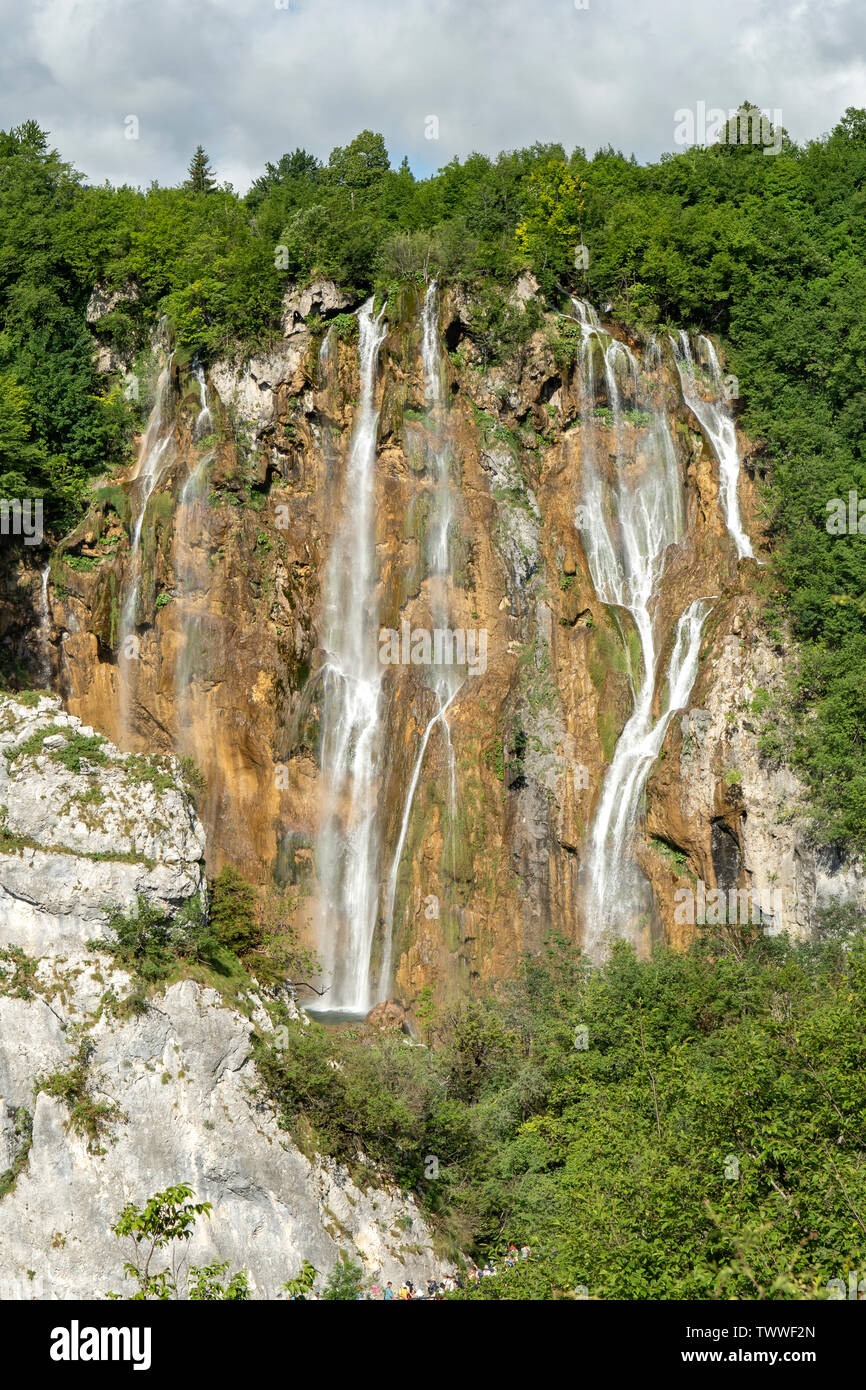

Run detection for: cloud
[[1, 0, 864, 189]]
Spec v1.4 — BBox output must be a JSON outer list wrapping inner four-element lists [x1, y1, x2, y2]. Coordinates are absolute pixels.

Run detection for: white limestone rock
[[0, 692, 450, 1298]]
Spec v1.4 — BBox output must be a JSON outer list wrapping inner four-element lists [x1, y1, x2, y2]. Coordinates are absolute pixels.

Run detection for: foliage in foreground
[[257, 920, 866, 1299], [108, 1185, 250, 1301], [89, 870, 317, 1008]]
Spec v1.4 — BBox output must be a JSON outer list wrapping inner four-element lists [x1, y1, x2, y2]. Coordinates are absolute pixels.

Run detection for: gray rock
[[0, 692, 451, 1298], [281, 280, 354, 336], [85, 281, 139, 327]]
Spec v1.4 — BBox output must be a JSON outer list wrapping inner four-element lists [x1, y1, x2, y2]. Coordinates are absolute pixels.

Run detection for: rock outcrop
[[0, 694, 450, 1298], [12, 286, 866, 1020], [281, 279, 356, 336], [365, 999, 407, 1032]]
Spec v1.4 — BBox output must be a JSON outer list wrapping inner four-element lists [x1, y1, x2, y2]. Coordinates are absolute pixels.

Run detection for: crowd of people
[[376, 1245, 532, 1300], [286, 1245, 533, 1299]]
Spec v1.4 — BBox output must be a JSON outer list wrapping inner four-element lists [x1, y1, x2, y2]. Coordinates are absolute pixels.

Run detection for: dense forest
[[255, 917, 866, 1299], [1, 108, 865, 853]]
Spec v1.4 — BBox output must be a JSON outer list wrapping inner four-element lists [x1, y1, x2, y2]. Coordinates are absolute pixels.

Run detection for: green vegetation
[[108, 1184, 250, 1301], [38, 1039, 120, 1151], [89, 872, 318, 1009], [257, 920, 866, 1299], [0, 944, 38, 998], [4, 724, 107, 774], [650, 837, 691, 874], [89, 894, 220, 986], [0, 1107, 32, 1200], [208, 868, 318, 989], [2, 105, 864, 840], [322, 1252, 364, 1301], [282, 1260, 317, 1300]]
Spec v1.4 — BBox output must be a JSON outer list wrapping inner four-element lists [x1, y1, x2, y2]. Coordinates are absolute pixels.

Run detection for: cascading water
[[378, 281, 463, 995], [192, 362, 213, 439], [174, 449, 214, 711], [315, 298, 388, 1013], [573, 300, 711, 957], [36, 563, 52, 685], [117, 348, 176, 740], [672, 332, 755, 560], [421, 279, 461, 840]]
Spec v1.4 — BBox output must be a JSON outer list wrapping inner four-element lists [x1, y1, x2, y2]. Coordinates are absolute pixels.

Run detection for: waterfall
[[117, 349, 176, 740], [36, 564, 52, 685], [421, 279, 461, 849], [192, 362, 213, 439], [574, 302, 711, 957], [671, 331, 755, 560], [174, 450, 214, 709], [378, 281, 463, 995], [315, 297, 388, 1013]]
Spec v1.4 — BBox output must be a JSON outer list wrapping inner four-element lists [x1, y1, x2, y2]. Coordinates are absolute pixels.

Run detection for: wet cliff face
[[19, 280, 865, 1014]]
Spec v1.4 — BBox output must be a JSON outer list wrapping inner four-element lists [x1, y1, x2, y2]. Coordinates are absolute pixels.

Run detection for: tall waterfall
[[174, 446, 214, 716], [36, 563, 52, 686], [672, 332, 755, 560], [379, 281, 461, 995], [192, 362, 213, 439], [316, 298, 388, 1013], [573, 300, 711, 956], [118, 350, 176, 740]]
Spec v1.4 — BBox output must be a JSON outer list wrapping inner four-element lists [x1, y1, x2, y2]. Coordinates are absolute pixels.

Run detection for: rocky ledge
[[0, 693, 448, 1298]]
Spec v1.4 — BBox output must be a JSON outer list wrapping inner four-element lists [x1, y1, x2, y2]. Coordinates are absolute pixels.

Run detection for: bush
[[258, 921, 866, 1298], [90, 893, 218, 984], [208, 867, 261, 955]]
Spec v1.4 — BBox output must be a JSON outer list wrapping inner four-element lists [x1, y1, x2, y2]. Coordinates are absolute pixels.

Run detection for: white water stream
[[573, 299, 712, 955], [316, 298, 388, 1012], [117, 347, 176, 740], [672, 331, 755, 560], [378, 281, 464, 995]]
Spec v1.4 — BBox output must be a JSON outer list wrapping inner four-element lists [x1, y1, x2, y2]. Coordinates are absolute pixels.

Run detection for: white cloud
[[0, 0, 864, 188]]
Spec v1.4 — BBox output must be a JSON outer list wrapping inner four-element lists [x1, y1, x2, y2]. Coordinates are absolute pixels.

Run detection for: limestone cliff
[[0, 693, 449, 1297], [12, 280, 866, 1017]]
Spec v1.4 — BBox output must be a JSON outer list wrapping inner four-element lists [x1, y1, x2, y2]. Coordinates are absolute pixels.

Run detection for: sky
[[1, 0, 864, 190]]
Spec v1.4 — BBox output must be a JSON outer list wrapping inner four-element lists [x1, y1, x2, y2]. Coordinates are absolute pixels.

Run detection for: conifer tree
[[184, 145, 217, 193]]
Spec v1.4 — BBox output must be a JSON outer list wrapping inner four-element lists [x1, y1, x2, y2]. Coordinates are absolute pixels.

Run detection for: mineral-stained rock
[[365, 998, 407, 1032], [14, 294, 866, 1017], [0, 693, 451, 1298]]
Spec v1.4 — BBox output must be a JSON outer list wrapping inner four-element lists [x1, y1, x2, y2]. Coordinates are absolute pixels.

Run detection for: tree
[[247, 148, 320, 208], [188, 1262, 251, 1300], [327, 130, 390, 190], [109, 1184, 213, 1300], [184, 145, 217, 194], [208, 866, 261, 954], [109, 1186, 252, 1301], [322, 1251, 364, 1300], [90, 893, 218, 984], [282, 1260, 317, 1299], [514, 159, 585, 292]]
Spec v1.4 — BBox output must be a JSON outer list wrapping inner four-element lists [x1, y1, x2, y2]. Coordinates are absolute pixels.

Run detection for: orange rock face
[[22, 284, 811, 1013]]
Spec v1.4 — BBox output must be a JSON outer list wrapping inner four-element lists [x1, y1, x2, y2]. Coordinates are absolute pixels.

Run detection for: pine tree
[[184, 145, 217, 194]]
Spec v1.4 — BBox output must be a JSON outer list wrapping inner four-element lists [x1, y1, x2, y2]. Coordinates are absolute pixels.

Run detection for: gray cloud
[[1, 0, 864, 189]]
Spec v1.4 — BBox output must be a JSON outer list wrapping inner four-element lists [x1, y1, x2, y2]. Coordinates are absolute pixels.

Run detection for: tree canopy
[[1, 111, 865, 847]]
